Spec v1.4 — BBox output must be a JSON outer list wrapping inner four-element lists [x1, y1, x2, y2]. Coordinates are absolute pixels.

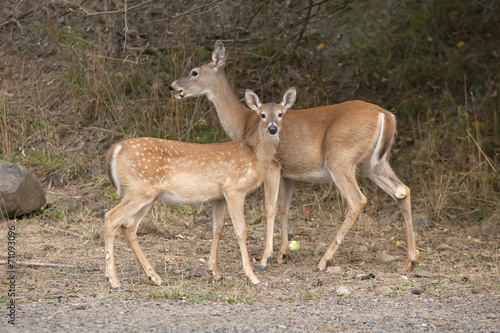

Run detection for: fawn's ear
[[212, 40, 226, 69], [245, 89, 262, 113], [281, 87, 297, 112]]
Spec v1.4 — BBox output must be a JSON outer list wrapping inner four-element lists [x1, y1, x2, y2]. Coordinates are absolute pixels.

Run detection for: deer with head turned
[[104, 87, 297, 290], [169, 40, 418, 273]]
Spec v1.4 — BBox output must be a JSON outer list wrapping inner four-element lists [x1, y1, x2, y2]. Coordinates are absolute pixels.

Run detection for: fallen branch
[[0, 260, 75, 268]]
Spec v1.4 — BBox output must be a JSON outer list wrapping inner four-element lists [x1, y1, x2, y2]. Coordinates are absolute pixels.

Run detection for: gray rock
[[413, 214, 435, 229], [409, 268, 433, 278], [326, 266, 343, 274], [336, 286, 350, 296], [0, 160, 46, 218], [248, 231, 266, 240], [53, 198, 81, 212], [480, 213, 500, 237], [375, 253, 400, 263], [378, 211, 401, 225], [379, 286, 393, 294], [436, 243, 452, 252], [465, 225, 481, 238]]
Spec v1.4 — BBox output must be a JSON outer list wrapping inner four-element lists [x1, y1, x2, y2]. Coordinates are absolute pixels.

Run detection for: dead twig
[[1, 260, 75, 268], [0, 10, 33, 34]]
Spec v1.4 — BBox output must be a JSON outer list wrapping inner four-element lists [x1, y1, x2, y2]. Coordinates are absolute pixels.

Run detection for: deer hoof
[[406, 259, 418, 272], [254, 265, 266, 272], [255, 282, 268, 291], [114, 286, 125, 291]]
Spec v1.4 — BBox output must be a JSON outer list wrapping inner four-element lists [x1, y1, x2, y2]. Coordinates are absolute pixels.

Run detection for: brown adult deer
[[169, 40, 418, 273], [104, 87, 297, 290]]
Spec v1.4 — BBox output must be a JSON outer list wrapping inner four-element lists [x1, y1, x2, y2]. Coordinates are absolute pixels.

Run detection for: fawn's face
[[256, 103, 286, 141], [245, 87, 297, 141]]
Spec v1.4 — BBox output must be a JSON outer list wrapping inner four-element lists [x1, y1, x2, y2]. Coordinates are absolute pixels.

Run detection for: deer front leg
[[207, 199, 227, 281], [224, 192, 261, 285], [277, 177, 294, 264], [255, 161, 280, 271]]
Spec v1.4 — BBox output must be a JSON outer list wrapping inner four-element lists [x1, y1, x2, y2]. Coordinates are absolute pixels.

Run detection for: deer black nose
[[268, 125, 278, 135], [168, 85, 174, 91]]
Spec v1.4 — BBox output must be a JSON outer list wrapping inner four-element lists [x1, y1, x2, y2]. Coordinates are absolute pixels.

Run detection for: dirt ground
[[1, 187, 499, 331]]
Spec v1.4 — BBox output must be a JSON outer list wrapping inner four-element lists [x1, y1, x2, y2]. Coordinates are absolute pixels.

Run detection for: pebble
[[336, 286, 350, 296], [326, 266, 343, 274], [375, 253, 399, 263]]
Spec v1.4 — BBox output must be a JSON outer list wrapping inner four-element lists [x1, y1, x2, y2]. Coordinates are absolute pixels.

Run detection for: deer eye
[[278, 112, 283, 118], [191, 70, 198, 77], [260, 113, 266, 119]]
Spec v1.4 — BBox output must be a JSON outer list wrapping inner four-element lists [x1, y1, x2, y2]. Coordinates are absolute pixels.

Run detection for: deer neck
[[247, 129, 278, 175], [208, 71, 251, 141]]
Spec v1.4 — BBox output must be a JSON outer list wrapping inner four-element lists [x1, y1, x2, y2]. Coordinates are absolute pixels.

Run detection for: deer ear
[[212, 40, 226, 68], [245, 89, 262, 113], [281, 86, 297, 112]]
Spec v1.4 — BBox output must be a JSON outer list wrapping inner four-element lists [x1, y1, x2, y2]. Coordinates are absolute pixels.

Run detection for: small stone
[[375, 253, 399, 263], [53, 198, 81, 213], [248, 231, 266, 240], [84, 266, 92, 272], [326, 266, 343, 274], [357, 245, 369, 253], [409, 268, 433, 278], [380, 286, 393, 294], [465, 225, 481, 238], [361, 273, 376, 280], [412, 288, 422, 295], [378, 211, 402, 225], [336, 286, 350, 296], [187, 267, 206, 278], [413, 214, 435, 229], [436, 243, 451, 252]]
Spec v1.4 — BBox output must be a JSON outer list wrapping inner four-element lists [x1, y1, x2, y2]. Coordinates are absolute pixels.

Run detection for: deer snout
[[268, 124, 278, 135], [169, 83, 184, 99]]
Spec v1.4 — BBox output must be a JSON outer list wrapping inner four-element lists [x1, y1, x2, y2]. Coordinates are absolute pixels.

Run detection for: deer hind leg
[[224, 191, 260, 285], [277, 177, 294, 264], [318, 165, 367, 271], [120, 202, 164, 286], [208, 199, 227, 281], [362, 158, 418, 271], [104, 198, 153, 290], [256, 161, 281, 270]]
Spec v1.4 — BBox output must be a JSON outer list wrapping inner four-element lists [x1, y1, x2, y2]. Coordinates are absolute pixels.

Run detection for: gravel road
[[7, 294, 499, 332]]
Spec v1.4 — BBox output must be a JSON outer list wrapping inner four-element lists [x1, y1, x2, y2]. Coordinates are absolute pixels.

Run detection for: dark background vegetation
[[1, 0, 499, 227]]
